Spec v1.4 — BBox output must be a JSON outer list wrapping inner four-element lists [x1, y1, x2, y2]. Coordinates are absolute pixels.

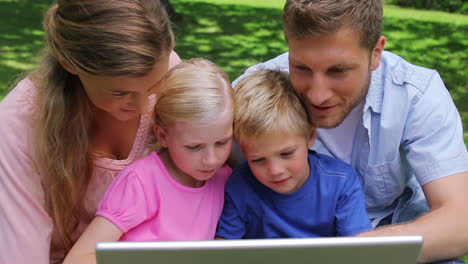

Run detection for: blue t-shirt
[[216, 151, 371, 239]]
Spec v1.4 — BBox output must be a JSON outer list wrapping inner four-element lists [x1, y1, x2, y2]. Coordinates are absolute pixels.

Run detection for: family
[[0, 0, 467, 264]]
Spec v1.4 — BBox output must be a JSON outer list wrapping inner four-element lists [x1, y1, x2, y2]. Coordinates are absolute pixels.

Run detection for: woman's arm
[[63, 216, 123, 264]]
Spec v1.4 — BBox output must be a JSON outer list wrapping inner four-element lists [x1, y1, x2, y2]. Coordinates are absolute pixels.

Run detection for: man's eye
[[294, 65, 310, 71]]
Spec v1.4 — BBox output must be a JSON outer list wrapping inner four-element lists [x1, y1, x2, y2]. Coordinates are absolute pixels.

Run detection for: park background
[[0, 0, 467, 262], [0, 0, 466, 146]]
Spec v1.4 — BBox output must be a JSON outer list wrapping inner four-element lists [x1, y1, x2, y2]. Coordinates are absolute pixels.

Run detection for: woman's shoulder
[[1, 77, 37, 108]]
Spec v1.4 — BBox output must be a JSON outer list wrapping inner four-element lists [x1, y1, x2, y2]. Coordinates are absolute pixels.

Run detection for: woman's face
[[78, 56, 169, 121]]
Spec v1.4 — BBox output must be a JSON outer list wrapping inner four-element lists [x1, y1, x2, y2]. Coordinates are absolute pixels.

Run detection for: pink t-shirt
[[97, 152, 231, 241], [0, 51, 181, 264]]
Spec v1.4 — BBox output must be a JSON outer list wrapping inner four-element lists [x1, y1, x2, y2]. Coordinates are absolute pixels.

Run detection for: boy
[[216, 69, 371, 239]]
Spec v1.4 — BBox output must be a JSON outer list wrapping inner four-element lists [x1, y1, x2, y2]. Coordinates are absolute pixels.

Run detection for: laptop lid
[[96, 236, 422, 264]]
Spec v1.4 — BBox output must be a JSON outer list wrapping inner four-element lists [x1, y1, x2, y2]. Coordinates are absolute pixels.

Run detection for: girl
[[0, 0, 180, 263], [63, 58, 234, 264]]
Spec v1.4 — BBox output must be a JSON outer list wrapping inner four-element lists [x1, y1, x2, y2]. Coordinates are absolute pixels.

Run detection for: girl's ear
[[58, 58, 78, 75], [153, 125, 168, 148], [308, 128, 316, 148]]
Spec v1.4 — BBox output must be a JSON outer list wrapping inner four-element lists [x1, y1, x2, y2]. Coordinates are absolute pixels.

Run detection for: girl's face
[[156, 110, 234, 188], [78, 56, 170, 122]]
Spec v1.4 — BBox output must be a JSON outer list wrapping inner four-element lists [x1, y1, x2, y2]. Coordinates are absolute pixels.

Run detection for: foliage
[[392, 0, 467, 14]]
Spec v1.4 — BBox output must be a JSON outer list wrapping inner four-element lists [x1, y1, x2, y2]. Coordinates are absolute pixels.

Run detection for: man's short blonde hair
[[234, 69, 313, 144]]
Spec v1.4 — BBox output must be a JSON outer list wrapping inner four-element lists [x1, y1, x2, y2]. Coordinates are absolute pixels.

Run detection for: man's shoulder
[[379, 51, 437, 92]]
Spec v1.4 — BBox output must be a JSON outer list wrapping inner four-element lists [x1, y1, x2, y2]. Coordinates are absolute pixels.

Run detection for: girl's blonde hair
[[234, 69, 313, 144], [154, 58, 233, 130], [31, 0, 174, 261]]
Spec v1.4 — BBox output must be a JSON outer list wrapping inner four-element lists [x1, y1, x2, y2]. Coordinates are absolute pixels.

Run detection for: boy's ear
[[153, 125, 168, 148], [308, 129, 316, 148]]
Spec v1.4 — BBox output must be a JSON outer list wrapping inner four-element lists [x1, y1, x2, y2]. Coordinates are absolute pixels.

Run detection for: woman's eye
[[112, 92, 129, 97]]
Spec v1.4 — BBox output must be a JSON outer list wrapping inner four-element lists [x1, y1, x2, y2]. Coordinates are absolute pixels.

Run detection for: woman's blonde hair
[[31, 0, 174, 261], [154, 58, 233, 130], [233, 69, 313, 144]]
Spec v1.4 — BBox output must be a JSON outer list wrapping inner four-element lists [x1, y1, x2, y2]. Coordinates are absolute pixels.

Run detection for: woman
[[0, 0, 180, 263]]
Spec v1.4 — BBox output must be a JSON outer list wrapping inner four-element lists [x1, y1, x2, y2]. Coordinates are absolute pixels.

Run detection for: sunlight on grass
[[385, 5, 468, 24]]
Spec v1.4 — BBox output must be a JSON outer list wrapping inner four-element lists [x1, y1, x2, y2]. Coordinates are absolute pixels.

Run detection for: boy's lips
[[272, 177, 291, 185]]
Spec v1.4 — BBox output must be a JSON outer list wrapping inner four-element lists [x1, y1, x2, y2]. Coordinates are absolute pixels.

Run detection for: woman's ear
[[58, 58, 78, 75], [153, 125, 168, 148]]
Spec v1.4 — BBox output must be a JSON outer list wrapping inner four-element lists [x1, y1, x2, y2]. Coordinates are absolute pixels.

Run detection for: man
[[233, 0, 468, 263]]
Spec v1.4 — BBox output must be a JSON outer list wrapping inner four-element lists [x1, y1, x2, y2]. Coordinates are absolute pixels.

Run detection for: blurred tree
[[160, 0, 183, 21]]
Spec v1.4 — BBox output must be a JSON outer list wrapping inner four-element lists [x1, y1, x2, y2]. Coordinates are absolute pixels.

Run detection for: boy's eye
[[281, 151, 294, 157], [329, 67, 347, 74]]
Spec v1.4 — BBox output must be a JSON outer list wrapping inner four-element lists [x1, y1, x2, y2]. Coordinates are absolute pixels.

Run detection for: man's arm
[[358, 171, 468, 263]]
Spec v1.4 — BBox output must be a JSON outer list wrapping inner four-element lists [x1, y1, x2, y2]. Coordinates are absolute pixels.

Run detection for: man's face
[[288, 27, 384, 128]]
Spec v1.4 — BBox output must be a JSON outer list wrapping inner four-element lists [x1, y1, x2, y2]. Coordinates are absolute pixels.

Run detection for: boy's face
[[241, 132, 312, 194]]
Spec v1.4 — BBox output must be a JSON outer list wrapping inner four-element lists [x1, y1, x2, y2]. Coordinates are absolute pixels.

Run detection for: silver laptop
[[96, 236, 422, 264]]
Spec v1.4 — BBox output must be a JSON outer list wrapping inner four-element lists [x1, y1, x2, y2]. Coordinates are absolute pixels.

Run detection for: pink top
[[0, 52, 181, 264], [97, 152, 231, 241]]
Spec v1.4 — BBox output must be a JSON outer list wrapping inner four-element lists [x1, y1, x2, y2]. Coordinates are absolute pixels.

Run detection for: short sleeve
[[335, 169, 372, 236], [402, 72, 468, 185], [215, 184, 246, 239], [96, 167, 157, 233]]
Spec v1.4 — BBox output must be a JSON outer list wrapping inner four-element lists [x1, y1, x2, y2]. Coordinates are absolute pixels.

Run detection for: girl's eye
[[186, 145, 201, 150], [216, 139, 229, 146]]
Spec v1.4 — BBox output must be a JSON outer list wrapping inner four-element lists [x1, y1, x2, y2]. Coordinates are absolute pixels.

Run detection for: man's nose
[[305, 74, 334, 106]]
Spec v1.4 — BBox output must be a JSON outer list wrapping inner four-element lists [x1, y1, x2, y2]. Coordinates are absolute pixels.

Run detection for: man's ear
[[308, 128, 316, 148], [58, 58, 78, 75], [153, 125, 168, 148], [370, 36, 386, 71]]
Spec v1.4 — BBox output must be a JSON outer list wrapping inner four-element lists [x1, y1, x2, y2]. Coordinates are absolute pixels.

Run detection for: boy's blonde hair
[[155, 58, 233, 129], [234, 69, 313, 144]]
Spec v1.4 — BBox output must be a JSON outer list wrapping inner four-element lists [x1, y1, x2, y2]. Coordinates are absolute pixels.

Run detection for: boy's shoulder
[[310, 151, 357, 178], [226, 161, 258, 190]]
